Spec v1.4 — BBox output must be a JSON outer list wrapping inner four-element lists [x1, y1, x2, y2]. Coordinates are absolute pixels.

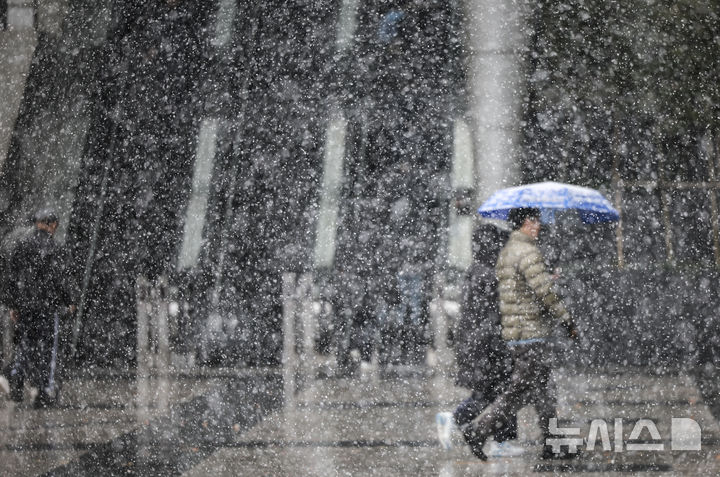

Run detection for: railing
[[279, 270, 458, 402], [135, 275, 173, 415], [129, 270, 459, 412]]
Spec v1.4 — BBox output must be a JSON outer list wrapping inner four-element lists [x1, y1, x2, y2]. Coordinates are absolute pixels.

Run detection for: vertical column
[[0, 0, 36, 173], [433, 118, 474, 375], [135, 276, 152, 423], [211, 0, 236, 48], [134, 278, 153, 468], [291, 273, 315, 391], [6, 0, 33, 29], [178, 118, 219, 269], [281, 272, 299, 407], [448, 118, 475, 270], [335, 0, 358, 51], [313, 111, 347, 268], [153, 276, 170, 411], [463, 0, 525, 200], [136, 275, 171, 425], [312, 0, 358, 268]]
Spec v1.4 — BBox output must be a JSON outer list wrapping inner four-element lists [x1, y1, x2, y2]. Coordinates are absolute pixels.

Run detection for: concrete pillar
[[334, 0, 358, 51], [6, 0, 34, 29], [135, 276, 152, 421], [312, 0, 358, 268], [281, 272, 299, 406], [152, 276, 170, 411], [313, 110, 346, 269], [0, 21, 36, 173], [448, 118, 475, 270], [134, 276, 153, 468], [211, 0, 236, 48], [178, 118, 219, 269], [463, 0, 526, 200]]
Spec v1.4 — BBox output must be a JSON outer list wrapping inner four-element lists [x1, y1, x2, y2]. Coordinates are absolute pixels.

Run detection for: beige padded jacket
[[496, 230, 568, 341]]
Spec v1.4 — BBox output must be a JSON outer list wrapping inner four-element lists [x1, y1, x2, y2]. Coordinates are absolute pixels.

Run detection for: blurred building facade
[[0, 0, 718, 369]]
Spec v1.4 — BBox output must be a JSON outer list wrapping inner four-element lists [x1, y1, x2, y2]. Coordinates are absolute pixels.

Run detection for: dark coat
[[454, 223, 511, 392], [5, 228, 74, 338], [0, 226, 33, 307], [455, 261, 512, 392]]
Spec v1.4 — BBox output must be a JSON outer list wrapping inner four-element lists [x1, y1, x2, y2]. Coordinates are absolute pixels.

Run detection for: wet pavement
[[0, 367, 282, 476], [2, 359, 720, 476]]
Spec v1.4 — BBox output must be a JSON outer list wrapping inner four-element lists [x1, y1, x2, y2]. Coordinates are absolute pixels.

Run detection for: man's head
[[508, 207, 541, 239], [472, 221, 510, 266], [33, 209, 59, 236]]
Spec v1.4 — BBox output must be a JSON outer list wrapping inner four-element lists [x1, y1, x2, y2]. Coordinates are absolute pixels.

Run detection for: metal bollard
[[153, 275, 170, 411], [136, 276, 151, 372], [281, 272, 299, 407], [430, 274, 455, 374], [135, 276, 152, 427], [136, 275, 172, 417]]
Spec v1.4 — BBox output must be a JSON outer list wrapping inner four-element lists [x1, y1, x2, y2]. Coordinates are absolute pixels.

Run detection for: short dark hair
[[472, 222, 510, 266], [33, 208, 58, 225], [508, 207, 541, 230]]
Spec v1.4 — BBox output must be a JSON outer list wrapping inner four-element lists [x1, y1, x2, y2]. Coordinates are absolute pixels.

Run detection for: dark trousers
[[472, 341, 556, 442], [7, 314, 60, 401], [454, 391, 518, 442]]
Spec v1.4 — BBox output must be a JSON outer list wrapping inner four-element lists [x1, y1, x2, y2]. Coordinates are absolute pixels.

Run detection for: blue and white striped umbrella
[[478, 181, 620, 224]]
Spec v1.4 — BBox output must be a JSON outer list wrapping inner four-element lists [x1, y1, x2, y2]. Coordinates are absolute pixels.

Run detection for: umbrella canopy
[[478, 181, 620, 224]]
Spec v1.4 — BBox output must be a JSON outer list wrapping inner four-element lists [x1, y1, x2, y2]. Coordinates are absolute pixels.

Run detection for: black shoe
[[462, 426, 488, 461], [34, 389, 59, 409], [540, 445, 581, 460]]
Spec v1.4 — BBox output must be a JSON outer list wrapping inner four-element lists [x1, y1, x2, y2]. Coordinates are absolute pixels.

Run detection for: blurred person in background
[[437, 221, 523, 457], [1, 209, 76, 408]]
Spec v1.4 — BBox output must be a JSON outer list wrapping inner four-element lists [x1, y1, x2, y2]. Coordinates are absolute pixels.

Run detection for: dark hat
[[508, 207, 541, 230], [32, 208, 58, 224]]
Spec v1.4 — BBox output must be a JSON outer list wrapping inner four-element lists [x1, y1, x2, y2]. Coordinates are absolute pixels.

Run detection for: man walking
[[464, 207, 576, 460], [1, 209, 75, 407]]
